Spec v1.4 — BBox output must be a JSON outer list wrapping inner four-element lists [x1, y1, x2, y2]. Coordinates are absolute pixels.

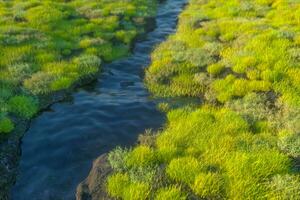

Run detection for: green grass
[[0, 0, 158, 135], [145, 0, 300, 107], [0, 117, 14, 135], [155, 186, 186, 200], [8, 95, 38, 119], [107, 106, 298, 199], [125, 145, 157, 168], [106, 0, 300, 199], [192, 172, 225, 199], [107, 173, 130, 198], [166, 156, 204, 185], [107, 172, 151, 200]]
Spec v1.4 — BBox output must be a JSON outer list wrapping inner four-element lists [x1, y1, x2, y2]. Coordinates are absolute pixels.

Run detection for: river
[[12, 0, 186, 199]]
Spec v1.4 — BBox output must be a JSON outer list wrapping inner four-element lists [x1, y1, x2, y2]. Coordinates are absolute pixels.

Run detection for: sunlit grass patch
[[0, 0, 158, 135], [155, 186, 186, 200], [107, 104, 295, 199], [125, 145, 158, 168], [192, 172, 225, 199], [105, 1, 300, 197]]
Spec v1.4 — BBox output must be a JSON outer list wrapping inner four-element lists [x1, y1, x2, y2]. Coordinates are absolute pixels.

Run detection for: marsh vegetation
[[1, 0, 299, 199], [0, 0, 158, 137], [106, 0, 300, 199]]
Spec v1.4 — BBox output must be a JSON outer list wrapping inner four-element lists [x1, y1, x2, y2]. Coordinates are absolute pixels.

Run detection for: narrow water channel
[[12, 0, 186, 199]]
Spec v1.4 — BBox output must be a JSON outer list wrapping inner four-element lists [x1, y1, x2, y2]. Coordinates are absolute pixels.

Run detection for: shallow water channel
[[12, 0, 186, 199]]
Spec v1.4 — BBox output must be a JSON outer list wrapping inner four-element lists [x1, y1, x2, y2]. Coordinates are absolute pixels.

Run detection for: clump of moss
[[155, 186, 186, 200], [125, 145, 157, 168], [0, 117, 14, 135], [8, 95, 38, 119], [166, 156, 204, 185], [107, 172, 152, 200], [107, 173, 130, 198], [192, 172, 224, 199]]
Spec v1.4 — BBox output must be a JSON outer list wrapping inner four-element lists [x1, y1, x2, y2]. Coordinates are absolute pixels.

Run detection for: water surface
[[12, 0, 186, 199]]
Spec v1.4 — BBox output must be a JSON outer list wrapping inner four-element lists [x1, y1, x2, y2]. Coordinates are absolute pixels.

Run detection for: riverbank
[[85, 0, 300, 199], [0, 0, 158, 198]]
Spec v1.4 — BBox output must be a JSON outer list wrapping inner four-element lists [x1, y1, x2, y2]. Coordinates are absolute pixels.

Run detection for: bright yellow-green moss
[[155, 186, 186, 200], [0, 0, 158, 135], [122, 182, 150, 200], [107, 173, 130, 198], [192, 172, 225, 199], [107, 172, 151, 200], [125, 145, 157, 168], [166, 156, 204, 184]]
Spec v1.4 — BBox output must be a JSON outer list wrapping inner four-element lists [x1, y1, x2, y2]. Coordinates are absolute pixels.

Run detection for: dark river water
[[12, 0, 186, 199]]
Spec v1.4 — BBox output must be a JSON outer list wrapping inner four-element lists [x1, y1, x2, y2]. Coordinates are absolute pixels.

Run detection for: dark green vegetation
[[0, 0, 158, 137], [106, 0, 300, 199]]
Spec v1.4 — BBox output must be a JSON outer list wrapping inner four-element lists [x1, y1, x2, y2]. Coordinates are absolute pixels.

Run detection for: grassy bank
[[105, 0, 300, 199], [0, 0, 158, 138]]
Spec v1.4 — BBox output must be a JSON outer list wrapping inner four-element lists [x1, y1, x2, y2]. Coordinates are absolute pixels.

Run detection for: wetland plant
[[0, 0, 158, 135], [106, 0, 300, 199]]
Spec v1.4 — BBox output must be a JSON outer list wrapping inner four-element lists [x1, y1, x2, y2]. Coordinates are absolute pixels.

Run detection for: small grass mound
[[0, 117, 14, 135], [155, 186, 186, 200], [192, 172, 224, 199], [107, 172, 151, 200], [125, 145, 157, 168], [8, 95, 38, 119]]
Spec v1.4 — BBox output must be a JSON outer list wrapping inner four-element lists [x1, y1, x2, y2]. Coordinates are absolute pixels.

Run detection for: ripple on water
[[12, 0, 187, 199]]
